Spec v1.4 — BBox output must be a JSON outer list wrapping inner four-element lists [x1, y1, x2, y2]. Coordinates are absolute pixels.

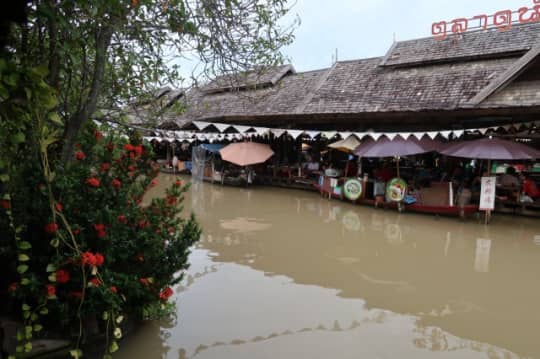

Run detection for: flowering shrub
[[0, 120, 200, 357]]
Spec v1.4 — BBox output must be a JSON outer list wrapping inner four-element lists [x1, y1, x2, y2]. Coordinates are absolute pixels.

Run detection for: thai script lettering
[[432, 0, 540, 40]]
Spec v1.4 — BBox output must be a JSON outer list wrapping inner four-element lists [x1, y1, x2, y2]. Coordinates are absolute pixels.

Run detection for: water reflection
[[121, 175, 540, 359], [474, 239, 492, 273]]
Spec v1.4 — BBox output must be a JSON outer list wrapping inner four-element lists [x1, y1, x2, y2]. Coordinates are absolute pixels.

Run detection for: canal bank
[[116, 174, 540, 359]]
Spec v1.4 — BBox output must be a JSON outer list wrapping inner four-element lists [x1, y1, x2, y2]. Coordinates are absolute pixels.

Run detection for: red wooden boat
[[315, 176, 479, 218]]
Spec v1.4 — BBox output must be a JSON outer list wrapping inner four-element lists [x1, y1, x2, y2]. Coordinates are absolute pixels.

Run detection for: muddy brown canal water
[[117, 174, 540, 359]]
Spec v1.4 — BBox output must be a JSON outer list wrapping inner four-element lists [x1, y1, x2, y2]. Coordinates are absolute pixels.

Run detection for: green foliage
[[1, 0, 295, 356], [6, 0, 297, 141], [0, 60, 201, 356]]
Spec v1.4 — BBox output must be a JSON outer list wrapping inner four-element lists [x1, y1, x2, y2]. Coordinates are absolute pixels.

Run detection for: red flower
[[174, 180, 183, 187], [110, 286, 118, 294], [93, 223, 107, 238], [45, 222, 59, 234], [101, 162, 110, 172], [151, 179, 157, 187], [89, 278, 102, 287], [94, 253, 105, 266], [55, 202, 63, 212], [8, 282, 18, 293], [106, 142, 114, 152], [46, 284, 56, 297], [81, 252, 97, 266], [75, 151, 86, 160], [74, 143, 81, 149], [95, 130, 103, 141], [124, 143, 135, 152], [85, 177, 100, 187], [1, 200, 11, 210], [112, 179, 121, 190], [128, 165, 136, 172], [139, 278, 150, 286], [159, 287, 173, 301], [134, 145, 143, 156], [69, 291, 82, 299], [138, 219, 149, 229], [56, 269, 70, 284], [117, 214, 127, 224], [166, 196, 177, 206], [73, 228, 80, 236]]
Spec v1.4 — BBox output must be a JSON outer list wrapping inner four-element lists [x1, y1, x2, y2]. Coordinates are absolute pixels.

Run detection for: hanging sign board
[[385, 178, 407, 203], [479, 177, 496, 211], [344, 179, 363, 201]]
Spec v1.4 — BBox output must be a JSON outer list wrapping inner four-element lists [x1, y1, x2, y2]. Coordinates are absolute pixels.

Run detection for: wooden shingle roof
[[201, 64, 296, 94], [129, 23, 540, 129], [303, 57, 515, 114], [175, 68, 327, 121], [380, 22, 540, 68]]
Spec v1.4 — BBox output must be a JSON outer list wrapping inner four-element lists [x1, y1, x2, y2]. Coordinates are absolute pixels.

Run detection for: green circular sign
[[344, 179, 363, 201], [385, 178, 407, 202]]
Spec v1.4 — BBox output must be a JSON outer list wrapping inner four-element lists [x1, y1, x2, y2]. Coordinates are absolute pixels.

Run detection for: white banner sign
[[479, 177, 496, 211]]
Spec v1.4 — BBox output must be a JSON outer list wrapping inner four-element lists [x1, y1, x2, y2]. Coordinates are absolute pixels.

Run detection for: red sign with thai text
[[432, 0, 540, 40]]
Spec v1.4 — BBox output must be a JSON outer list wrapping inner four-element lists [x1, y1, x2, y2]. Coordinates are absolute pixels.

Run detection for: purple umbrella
[[440, 137, 540, 160], [354, 135, 442, 178], [354, 136, 441, 158]]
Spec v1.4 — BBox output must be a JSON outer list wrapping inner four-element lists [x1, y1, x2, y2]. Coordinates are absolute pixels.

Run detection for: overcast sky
[[282, 0, 533, 72]]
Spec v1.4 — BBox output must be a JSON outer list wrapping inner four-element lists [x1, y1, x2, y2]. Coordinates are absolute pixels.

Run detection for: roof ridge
[[393, 21, 540, 45], [295, 67, 331, 75], [336, 56, 383, 64], [294, 63, 338, 114]]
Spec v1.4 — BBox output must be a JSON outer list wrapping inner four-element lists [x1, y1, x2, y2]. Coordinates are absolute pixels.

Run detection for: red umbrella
[[440, 137, 540, 160], [353, 136, 441, 158], [219, 142, 274, 166]]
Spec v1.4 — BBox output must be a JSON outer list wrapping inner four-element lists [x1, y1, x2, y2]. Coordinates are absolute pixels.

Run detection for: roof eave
[[466, 39, 540, 106]]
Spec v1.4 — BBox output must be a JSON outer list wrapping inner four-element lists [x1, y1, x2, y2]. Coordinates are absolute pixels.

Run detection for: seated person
[[498, 166, 519, 187], [304, 160, 320, 172], [450, 165, 465, 184], [520, 173, 540, 200], [344, 157, 357, 178], [407, 179, 420, 197], [373, 164, 394, 182], [457, 181, 472, 206]]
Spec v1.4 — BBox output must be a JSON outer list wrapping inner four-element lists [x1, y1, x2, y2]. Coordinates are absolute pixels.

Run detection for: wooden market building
[[115, 22, 540, 218], [126, 22, 540, 135]]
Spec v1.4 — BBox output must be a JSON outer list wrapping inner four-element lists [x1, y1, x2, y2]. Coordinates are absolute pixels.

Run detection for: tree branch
[[61, 23, 114, 163]]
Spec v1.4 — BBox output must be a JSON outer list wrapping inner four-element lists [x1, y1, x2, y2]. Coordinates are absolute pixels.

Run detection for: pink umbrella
[[353, 136, 441, 158], [440, 137, 540, 160], [219, 142, 274, 166]]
